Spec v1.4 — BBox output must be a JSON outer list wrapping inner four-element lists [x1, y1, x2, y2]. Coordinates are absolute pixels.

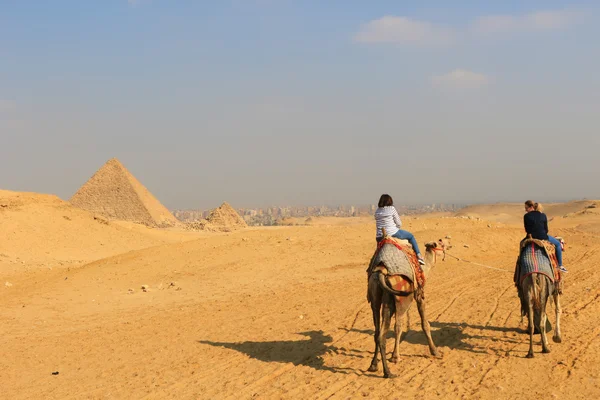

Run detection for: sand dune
[[0, 190, 201, 274], [455, 200, 599, 224], [1, 196, 600, 399]]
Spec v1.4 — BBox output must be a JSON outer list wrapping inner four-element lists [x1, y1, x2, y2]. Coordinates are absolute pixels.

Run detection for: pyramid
[[206, 202, 247, 230], [70, 158, 179, 227], [185, 202, 247, 232]]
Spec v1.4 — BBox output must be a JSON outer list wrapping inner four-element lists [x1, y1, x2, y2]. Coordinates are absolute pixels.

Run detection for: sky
[[1, 1, 600, 209]]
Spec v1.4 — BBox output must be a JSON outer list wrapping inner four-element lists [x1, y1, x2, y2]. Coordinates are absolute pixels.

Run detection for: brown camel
[[367, 238, 450, 378], [517, 243, 563, 358]]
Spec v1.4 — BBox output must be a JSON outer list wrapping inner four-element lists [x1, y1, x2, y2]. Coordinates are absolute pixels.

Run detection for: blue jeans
[[548, 235, 563, 266], [377, 230, 422, 256]]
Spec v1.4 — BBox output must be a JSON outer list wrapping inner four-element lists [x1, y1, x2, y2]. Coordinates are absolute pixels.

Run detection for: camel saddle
[[515, 238, 563, 319], [367, 237, 425, 289], [387, 237, 413, 249], [514, 238, 562, 287]]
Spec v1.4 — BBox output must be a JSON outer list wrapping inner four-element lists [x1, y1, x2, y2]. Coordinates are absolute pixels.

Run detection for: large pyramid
[[70, 158, 179, 227]]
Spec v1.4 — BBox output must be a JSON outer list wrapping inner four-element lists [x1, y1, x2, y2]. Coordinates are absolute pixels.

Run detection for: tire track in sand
[[432, 288, 471, 321], [485, 284, 515, 327]]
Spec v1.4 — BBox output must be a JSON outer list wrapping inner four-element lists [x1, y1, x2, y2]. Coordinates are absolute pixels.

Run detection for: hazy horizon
[[2, 1, 600, 209]]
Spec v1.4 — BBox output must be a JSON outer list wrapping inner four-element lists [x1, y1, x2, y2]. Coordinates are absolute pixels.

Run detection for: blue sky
[[1, 1, 599, 209]]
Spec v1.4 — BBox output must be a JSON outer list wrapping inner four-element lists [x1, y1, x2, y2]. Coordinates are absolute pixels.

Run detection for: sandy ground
[[1, 192, 600, 399]]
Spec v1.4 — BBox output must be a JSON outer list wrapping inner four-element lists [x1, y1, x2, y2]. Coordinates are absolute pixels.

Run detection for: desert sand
[[2, 192, 600, 399]]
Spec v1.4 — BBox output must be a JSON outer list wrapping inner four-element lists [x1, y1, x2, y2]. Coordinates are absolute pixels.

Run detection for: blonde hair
[[524, 200, 544, 212]]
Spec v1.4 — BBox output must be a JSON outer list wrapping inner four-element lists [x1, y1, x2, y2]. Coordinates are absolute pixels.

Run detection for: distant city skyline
[[172, 202, 466, 226], [170, 198, 588, 213]]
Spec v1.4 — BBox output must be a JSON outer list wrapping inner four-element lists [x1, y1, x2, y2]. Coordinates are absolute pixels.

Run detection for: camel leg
[[526, 293, 535, 358], [540, 309, 551, 354], [404, 303, 412, 338], [416, 296, 439, 357], [379, 299, 394, 378], [390, 306, 402, 364], [391, 297, 412, 363], [553, 293, 562, 343], [540, 278, 551, 353], [368, 300, 381, 372]]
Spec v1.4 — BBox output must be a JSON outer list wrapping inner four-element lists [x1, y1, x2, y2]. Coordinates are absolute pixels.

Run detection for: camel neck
[[423, 250, 436, 276]]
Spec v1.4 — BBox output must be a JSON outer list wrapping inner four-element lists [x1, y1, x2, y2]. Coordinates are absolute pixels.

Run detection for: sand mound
[[185, 202, 247, 232], [277, 217, 302, 226], [0, 190, 195, 269], [70, 158, 178, 228], [549, 200, 600, 217]]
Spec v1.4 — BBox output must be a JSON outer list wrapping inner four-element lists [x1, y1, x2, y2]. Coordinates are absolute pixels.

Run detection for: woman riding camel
[[375, 194, 425, 265], [524, 200, 567, 273]]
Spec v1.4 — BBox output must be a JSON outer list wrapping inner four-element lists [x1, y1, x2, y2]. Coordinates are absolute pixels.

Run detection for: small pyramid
[[206, 202, 247, 230], [70, 158, 178, 227]]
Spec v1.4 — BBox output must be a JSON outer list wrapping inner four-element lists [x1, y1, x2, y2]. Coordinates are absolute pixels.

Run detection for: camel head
[[423, 236, 452, 275]]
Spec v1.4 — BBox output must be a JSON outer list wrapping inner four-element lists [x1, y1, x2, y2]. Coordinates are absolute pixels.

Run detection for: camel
[[517, 242, 563, 358], [367, 237, 450, 378]]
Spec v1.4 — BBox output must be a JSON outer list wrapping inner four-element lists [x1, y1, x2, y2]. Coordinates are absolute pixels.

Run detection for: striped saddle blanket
[[515, 239, 560, 286]]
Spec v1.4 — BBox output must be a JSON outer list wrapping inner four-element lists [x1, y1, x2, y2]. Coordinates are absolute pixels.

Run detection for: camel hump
[[392, 238, 411, 247], [379, 227, 411, 248]]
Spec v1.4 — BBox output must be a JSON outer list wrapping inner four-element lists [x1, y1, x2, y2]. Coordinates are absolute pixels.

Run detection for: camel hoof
[[526, 352, 534, 359], [542, 348, 551, 354], [367, 364, 378, 372], [553, 336, 562, 343], [389, 357, 398, 364], [430, 348, 440, 358], [383, 373, 396, 379]]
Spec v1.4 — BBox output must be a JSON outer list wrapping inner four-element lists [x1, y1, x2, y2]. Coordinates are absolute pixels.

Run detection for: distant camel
[[517, 240, 563, 358], [367, 235, 450, 378]]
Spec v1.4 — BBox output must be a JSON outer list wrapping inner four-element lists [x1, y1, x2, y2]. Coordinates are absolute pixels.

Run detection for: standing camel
[[517, 240, 563, 358], [367, 238, 449, 378]]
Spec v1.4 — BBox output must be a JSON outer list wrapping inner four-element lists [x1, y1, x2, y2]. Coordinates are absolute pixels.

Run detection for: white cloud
[[431, 69, 490, 89], [354, 10, 584, 47], [472, 10, 583, 34], [354, 16, 455, 46]]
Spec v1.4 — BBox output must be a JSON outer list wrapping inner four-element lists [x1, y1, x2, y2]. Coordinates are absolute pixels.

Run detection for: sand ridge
[[455, 200, 600, 224]]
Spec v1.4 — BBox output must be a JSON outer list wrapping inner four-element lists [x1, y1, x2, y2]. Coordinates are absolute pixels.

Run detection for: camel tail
[[378, 273, 413, 297], [532, 274, 541, 310]]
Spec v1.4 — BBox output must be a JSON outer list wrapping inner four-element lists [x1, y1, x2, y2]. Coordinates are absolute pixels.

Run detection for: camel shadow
[[198, 330, 354, 374], [340, 321, 523, 355], [428, 321, 521, 350], [444, 321, 522, 335]]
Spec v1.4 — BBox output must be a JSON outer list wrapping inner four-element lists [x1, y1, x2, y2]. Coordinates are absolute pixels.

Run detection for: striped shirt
[[375, 206, 402, 238]]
